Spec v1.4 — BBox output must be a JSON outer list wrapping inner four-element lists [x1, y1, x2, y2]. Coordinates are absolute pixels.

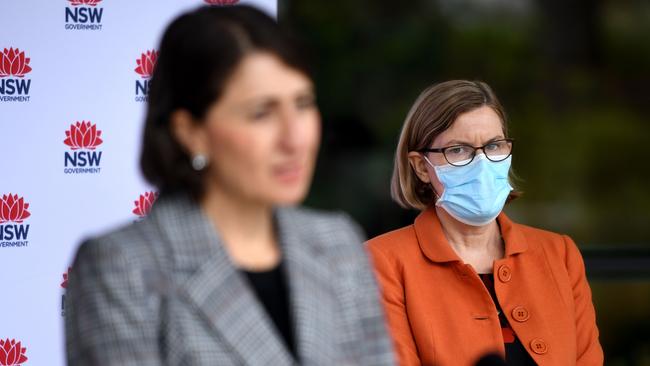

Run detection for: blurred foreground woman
[[367, 80, 603, 365], [65, 6, 395, 366]]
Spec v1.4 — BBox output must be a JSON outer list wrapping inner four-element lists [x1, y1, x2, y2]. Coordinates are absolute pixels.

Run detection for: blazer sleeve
[[562, 235, 604, 365], [65, 238, 162, 366], [338, 215, 397, 366], [367, 242, 421, 366]]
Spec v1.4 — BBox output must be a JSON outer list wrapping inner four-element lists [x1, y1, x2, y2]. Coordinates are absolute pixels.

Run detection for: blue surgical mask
[[424, 154, 513, 226]]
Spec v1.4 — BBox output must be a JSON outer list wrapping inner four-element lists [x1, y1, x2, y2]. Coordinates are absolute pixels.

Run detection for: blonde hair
[[391, 80, 517, 210]]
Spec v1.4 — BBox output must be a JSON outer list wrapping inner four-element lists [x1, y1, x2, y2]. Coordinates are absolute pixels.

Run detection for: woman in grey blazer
[[64, 5, 395, 366]]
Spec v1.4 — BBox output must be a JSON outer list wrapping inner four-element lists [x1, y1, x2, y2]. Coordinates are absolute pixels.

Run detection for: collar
[[413, 207, 528, 263]]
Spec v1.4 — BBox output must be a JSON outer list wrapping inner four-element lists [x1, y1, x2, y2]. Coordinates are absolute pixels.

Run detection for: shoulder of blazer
[[74, 217, 163, 272], [511, 221, 571, 260], [278, 206, 367, 255], [281, 206, 361, 233], [366, 224, 417, 254]]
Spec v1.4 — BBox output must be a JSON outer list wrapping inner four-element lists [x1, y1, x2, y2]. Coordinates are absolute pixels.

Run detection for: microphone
[[475, 353, 507, 366]]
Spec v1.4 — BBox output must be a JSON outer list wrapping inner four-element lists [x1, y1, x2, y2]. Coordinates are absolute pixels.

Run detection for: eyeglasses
[[419, 138, 514, 167]]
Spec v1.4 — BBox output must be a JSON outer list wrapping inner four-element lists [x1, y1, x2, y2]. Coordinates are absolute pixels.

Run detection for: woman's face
[[181, 52, 321, 206], [420, 106, 505, 196]]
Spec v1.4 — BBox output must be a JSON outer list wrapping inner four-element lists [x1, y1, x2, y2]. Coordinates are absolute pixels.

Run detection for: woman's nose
[[278, 108, 304, 152]]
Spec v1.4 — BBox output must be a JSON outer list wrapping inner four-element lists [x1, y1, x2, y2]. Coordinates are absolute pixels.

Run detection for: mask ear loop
[[421, 153, 442, 201]]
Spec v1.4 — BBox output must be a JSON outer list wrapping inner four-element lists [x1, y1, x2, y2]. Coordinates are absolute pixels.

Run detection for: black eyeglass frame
[[418, 138, 515, 167]]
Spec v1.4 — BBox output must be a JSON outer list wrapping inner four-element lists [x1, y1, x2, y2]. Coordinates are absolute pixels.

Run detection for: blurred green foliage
[[281, 0, 650, 363], [282, 0, 650, 243]]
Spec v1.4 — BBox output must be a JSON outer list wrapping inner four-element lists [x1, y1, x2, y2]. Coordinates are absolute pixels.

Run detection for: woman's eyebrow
[[442, 135, 505, 146]]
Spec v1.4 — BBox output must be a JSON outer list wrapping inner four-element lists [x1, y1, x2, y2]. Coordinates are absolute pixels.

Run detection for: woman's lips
[[273, 163, 304, 183]]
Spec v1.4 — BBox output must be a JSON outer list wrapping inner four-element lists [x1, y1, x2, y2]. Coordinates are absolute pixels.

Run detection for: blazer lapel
[[150, 194, 295, 365], [276, 207, 339, 365]]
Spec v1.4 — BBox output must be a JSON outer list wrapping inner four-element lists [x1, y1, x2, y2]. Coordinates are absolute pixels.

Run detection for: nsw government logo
[[0, 47, 32, 103], [63, 121, 103, 174], [61, 267, 71, 316], [65, 0, 104, 31], [0, 194, 30, 248], [0, 338, 29, 365], [133, 191, 158, 219], [134, 50, 158, 103]]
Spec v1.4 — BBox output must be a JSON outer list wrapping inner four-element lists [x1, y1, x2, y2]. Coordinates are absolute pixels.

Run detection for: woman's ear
[[408, 151, 432, 183], [170, 109, 208, 156]]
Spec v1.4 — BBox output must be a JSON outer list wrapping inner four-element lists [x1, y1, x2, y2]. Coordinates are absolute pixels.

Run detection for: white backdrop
[[0, 1, 277, 365]]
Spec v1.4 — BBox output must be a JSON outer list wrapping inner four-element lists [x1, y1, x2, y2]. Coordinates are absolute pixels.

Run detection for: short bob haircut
[[140, 5, 311, 199], [391, 80, 519, 211]]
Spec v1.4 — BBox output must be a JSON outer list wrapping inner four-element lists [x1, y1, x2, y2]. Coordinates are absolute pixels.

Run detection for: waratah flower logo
[[61, 267, 71, 289], [134, 50, 158, 78], [133, 191, 158, 217], [0, 194, 31, 224], [0, 339, 28, 366], [63, 121, 103, 150], [0, 48, 32, 78], [204, 0, 240, 5], [68, 0, 102, 6]]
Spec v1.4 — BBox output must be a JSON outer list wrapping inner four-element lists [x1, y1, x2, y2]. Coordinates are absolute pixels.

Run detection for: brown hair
[[391, 80, 519, 210], [140, 5, 311, 199]]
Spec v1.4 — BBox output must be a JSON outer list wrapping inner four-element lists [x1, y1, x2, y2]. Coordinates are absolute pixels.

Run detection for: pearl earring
[[191, 154, 208, 171]]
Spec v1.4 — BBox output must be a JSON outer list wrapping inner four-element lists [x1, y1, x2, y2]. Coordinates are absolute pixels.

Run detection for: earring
[[191, 154, 208, 171]]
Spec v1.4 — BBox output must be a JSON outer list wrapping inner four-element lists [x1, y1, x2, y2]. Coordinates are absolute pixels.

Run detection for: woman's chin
[[269, 184, 310, 206]]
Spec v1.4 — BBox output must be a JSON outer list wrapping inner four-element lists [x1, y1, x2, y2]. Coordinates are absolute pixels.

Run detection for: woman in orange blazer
[[367, 80, 603, 366]]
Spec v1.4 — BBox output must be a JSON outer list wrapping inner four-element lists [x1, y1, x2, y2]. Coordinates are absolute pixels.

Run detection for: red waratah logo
[[0, 339, 28, 366], [68, 0, 102, 6], [61, 267, 71, 288], [64, 121, 103, 150], [133, 192, 158, 217], [0, 48, 32, 78], [203, 0, 239, 6], [0, 194, 31, 224], [134, 50, 158, 78], [204, 0, 240, 5]]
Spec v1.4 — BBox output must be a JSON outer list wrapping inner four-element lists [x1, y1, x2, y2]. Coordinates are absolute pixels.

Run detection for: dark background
[[279, 0, 650, 364]]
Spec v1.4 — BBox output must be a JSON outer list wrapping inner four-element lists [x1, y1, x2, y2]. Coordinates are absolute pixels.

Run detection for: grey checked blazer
[[65, 194, 396, 366]]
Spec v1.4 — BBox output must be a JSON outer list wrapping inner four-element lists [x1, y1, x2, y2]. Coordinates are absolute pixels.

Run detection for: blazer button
[[511, 306, 530, 322], [498, 265, 512, 282], [530, 338, 548, 355]]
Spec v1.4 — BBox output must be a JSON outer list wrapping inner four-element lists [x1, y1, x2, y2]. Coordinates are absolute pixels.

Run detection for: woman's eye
[[250, 108, 272, 120], [447, 146, 470, 155], [485, 143, 499, 151]]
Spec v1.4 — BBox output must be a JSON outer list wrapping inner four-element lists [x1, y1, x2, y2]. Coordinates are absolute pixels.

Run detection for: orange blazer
[[367, 208, 603, 366]]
